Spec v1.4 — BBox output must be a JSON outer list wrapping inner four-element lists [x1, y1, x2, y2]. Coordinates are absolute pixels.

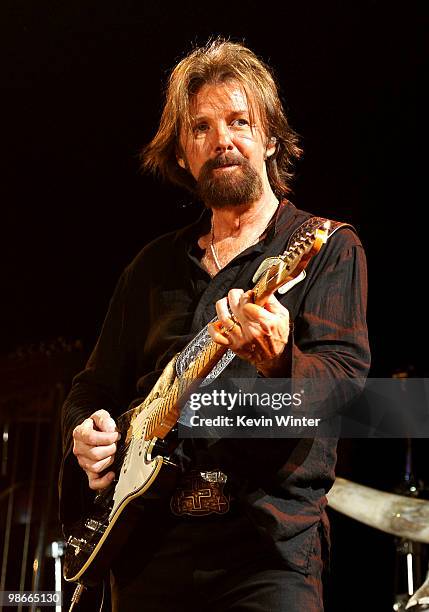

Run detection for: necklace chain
[[209, 213, 274, 272], [210, 219, 223, 271]]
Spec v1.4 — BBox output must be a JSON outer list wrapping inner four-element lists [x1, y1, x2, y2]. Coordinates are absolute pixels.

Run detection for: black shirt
[[60, 200, 370, 574]]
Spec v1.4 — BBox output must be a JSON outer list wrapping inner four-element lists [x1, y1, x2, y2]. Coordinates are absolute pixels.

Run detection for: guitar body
[[63, 429, 180, 585], [63, 363, 182, 586]]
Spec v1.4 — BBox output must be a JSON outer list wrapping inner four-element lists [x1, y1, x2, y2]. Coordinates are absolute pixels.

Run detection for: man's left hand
[[208, 289, 291, 377]]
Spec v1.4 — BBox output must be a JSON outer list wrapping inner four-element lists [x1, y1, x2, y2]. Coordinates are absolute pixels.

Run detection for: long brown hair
[[141, 38, 302, 197]]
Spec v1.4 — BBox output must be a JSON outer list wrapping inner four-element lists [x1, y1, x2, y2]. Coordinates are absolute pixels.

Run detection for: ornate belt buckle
[[170, 469, 230, 516]]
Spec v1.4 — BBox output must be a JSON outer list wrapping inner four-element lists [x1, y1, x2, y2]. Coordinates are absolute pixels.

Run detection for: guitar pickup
[[67, 536, 93, 555], [84, 518, 106, 532]]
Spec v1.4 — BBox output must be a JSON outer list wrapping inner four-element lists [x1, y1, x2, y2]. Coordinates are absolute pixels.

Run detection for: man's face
[[178, 81, 275, 208]]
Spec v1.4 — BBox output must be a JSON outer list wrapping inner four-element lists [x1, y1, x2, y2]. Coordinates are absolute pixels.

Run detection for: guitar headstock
[[253, 222, 330, 305]]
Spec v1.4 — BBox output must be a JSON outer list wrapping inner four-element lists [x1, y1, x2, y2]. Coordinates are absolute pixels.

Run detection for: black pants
[[110, 503, 324, 612]]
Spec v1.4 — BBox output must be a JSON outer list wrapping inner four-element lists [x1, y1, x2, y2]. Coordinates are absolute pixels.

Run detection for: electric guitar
[[63, 220, 330, 586]]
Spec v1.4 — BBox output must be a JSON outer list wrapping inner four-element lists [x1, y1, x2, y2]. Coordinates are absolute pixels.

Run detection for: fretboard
[[142, 222, 329, 439]]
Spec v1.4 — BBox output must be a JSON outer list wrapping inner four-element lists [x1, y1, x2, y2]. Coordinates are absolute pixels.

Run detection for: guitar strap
[[176, 216, 354, 396], [252, 216, 354, 293]]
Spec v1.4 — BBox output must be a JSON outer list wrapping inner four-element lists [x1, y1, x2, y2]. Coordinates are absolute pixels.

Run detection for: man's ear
[[265, 136, 277, 159], [175, 143, 187, 169]]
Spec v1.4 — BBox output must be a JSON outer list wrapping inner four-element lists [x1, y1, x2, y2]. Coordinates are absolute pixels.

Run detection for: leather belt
[[170, 469, 231, 517]]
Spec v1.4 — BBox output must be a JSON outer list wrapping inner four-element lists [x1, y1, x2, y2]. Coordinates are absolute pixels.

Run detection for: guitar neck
[[144, 224, 329, 439], [144, 339, 226, 438]]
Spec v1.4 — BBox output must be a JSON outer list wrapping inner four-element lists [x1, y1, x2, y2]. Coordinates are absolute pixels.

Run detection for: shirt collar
[[184, 198, 297, 261]]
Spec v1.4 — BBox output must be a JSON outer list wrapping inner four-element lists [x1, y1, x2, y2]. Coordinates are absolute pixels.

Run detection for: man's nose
[[213, 123, 234, 153]]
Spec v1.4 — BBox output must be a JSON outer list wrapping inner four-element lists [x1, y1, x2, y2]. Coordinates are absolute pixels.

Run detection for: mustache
[[202, 154, 245, 172]]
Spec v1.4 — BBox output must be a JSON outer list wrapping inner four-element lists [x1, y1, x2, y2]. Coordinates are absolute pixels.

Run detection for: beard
[[195, 153, 263, 209]]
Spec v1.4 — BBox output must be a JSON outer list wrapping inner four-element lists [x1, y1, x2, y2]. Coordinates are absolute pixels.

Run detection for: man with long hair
[[61, 39, 370, 610]]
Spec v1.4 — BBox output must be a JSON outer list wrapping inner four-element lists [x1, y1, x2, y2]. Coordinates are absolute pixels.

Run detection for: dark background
[[1, 1, 425, 610]]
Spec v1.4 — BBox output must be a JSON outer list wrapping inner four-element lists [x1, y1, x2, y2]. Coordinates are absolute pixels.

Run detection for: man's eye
[[193, 123, 209, 134], [231, 118, 249, 127]]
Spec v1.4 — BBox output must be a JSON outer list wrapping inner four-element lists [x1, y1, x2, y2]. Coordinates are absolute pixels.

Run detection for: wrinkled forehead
[[187, 80, 262, 126], [191, 82, 248, 115]]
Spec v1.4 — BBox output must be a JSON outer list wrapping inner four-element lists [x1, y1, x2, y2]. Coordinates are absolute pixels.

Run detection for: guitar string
[[127, 340, 209, 440], [145, 346, 201, 439], [144, 338, 217, 441], [113, 364, 190, 466]]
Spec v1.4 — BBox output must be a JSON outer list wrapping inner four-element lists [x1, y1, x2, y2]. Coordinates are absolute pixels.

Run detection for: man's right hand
[[72, 409, 120, 490]]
